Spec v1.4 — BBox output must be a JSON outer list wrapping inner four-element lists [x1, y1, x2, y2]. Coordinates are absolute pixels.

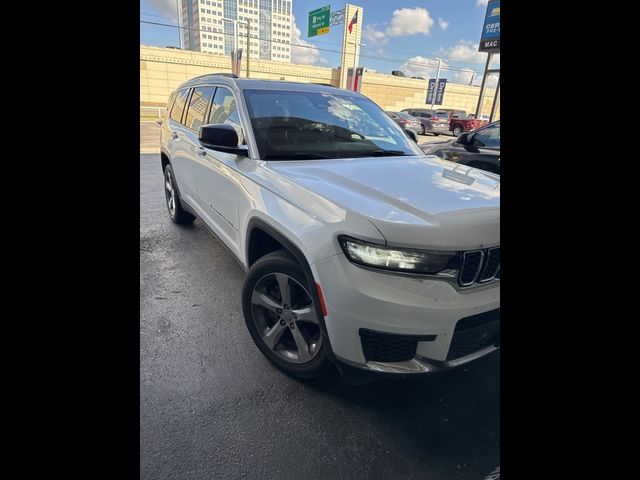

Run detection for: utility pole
[[246, 18, 250, 78], [176, 0, 182, 49], [430, 58, 442, 111]]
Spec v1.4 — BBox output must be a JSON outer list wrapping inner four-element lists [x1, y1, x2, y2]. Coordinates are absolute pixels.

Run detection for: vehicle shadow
[[300, 351, 500, 475]]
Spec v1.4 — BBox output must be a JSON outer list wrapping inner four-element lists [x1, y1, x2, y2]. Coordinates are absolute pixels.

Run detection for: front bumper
[[311, 253, 500, 374]]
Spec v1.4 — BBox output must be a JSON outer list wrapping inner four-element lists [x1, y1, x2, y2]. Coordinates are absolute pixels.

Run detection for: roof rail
[[312, 83, 337, 87], [210, 73, 239, 78]]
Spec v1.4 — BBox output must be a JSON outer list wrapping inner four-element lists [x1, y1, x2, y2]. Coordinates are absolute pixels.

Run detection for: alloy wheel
[[164, 169, 176, 217], [250, 273, 322, 364]]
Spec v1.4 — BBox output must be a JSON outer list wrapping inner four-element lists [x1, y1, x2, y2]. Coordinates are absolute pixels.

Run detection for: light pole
[[175, 0, 182, 49], [347, 41, 366, 90], [430, 57, 442, 111], [222, 18, 249, 76]]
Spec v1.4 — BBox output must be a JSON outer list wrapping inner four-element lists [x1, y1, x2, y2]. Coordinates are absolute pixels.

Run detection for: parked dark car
[[401, 108, 449, 135], [420, 121, 500, 174], [385, 111, 422, 133]]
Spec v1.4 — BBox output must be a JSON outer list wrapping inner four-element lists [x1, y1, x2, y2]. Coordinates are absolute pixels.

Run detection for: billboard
[[479, 0, 500, 52], [426, 78, 447, 105]]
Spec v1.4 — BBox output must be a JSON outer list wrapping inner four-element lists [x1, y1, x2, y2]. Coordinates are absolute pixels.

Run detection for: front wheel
[[242, 250, 332, 378]]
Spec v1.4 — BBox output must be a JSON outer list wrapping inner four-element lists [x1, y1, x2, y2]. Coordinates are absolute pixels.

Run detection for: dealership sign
[[426, 78, 447, 105], [479, 0, 500, 52]]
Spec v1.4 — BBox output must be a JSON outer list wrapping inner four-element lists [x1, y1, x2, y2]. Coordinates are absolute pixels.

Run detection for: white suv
[[160, 75, 500, 381]]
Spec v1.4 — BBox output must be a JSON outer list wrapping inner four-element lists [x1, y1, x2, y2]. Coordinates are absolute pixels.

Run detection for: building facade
[[180, 0, 292, 62]]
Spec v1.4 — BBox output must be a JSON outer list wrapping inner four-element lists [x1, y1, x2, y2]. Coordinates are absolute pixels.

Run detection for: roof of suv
[[176, 75, 357, 96]]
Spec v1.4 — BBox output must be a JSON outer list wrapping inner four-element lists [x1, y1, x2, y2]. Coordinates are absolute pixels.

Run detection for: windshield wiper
[[264, 152, 336, 160], [349, 149, 409, 157]]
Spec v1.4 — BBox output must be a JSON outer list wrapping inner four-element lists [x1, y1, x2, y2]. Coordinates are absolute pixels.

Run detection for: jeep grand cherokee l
[[160, 75, 500, 380]]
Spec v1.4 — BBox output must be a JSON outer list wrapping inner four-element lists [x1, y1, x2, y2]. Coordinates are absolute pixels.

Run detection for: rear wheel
[[164, 164, 195, 224], [421, 124, 426, 135], [453, 125, 463, 136], [242, 250, 332, 378]]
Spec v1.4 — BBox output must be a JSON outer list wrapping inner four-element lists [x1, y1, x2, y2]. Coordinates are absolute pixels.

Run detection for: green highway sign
[[308, 5, 330, 37]]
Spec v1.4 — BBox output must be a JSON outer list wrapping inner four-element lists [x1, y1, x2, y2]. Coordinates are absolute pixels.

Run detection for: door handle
[[171, 131, 179, 140], [195, 146, 207, 156]]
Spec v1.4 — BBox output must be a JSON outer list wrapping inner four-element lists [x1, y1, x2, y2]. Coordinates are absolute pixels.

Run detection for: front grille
[[479, 247, 500, 282], [360, 329, 436, 363], [459, 250, 484, 286], [446, 309, 500, 361], [458, 248, 500, 287]]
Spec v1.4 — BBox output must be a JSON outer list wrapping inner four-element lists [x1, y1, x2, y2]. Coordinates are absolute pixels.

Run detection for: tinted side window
[[472, 124, 500, 148], [208, 87, 244, 144], [170, 89, 189, 123], [184, 85, 215, 131]]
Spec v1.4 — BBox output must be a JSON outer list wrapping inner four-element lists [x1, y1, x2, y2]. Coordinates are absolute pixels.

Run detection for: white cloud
[[452, 68, 479, 85], [290, 17, 325, 65], [363, 25, 388, 46], [438, 18, 449, 31], [446, 40, 500, 64], [146, 0, 179, 21], [400, 56, 444, 79], [386, 8, 434, 36]]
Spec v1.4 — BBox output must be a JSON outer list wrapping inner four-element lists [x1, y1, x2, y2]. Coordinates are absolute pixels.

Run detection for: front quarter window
[[243, 89, 423, 160]]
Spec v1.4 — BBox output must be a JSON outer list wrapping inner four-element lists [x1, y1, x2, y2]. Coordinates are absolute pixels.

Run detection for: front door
[[193, 86, 246, 256]]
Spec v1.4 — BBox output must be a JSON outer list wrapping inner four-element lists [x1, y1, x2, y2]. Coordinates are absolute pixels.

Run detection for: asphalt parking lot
[[140, 153, 500, 480]]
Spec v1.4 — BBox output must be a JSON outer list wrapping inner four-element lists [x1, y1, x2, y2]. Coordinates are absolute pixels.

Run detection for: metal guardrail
[[140, 106, 167, 119]]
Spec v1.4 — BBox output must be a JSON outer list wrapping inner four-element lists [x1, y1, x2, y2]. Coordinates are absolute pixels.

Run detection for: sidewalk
[[140, 121, 161, 154]]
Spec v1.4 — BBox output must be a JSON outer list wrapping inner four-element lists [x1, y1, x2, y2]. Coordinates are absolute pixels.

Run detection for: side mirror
[[199, 124, 248, 156], [404, 128, 418, 143], [457, 132, 470, 144]]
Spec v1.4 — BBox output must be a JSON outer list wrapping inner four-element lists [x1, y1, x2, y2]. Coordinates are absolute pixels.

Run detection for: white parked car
[[160, 75, 500, 382]]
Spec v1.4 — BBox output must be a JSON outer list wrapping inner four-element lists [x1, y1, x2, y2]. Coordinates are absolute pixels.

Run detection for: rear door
[[178, 84, 217, 210], [165, 88, 199, 204]]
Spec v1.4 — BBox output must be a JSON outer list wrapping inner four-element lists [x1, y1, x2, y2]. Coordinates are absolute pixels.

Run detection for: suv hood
[[266, 155, 499, 250]]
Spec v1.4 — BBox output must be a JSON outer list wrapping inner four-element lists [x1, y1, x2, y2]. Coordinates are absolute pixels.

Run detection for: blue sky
[[140, 0, 499, 84]]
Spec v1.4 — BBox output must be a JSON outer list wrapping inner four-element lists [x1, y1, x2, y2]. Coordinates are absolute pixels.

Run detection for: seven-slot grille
[[459, 247, 500, 287]]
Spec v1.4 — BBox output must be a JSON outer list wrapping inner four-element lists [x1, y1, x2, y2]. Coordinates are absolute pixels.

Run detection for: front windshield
[[243, 89, 423, 160]]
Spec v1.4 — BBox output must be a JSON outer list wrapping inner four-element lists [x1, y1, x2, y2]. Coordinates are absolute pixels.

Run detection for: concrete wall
[[140, 45, 334, 105], [140, 45, 499, 118]]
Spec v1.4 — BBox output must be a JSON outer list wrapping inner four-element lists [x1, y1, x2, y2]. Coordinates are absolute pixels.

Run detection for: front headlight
[[338, 235, 459, 275]]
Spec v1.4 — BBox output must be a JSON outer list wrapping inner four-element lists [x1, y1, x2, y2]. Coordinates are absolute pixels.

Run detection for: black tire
[[453, 125, 463, 137], [421, 124, 426, 135], [242, 250, 332, 379], [434, 133, 440, 136], [163, 164, 195, 225]]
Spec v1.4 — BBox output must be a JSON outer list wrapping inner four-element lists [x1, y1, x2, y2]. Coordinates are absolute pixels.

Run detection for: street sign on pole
[[308, 5, 330, 37]]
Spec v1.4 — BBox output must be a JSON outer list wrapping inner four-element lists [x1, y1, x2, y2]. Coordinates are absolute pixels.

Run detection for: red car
[[449, 115, 489, 137]]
